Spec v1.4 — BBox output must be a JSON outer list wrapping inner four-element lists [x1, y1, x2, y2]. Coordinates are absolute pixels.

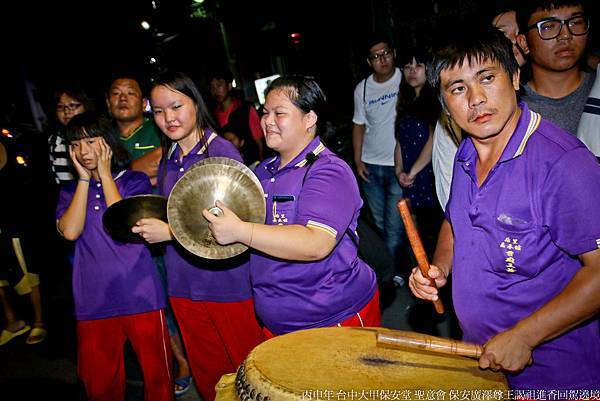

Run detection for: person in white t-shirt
[[352, 34, 405, 261]]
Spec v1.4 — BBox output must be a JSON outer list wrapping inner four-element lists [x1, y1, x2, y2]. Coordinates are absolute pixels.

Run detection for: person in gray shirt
[[516, 0, 594, 134]]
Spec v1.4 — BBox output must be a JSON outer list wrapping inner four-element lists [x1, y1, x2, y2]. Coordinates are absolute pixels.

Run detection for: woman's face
[[150, 85, 198, 145], [70, 137, 101, 170], [260, 88, 315, 156], [403, 58, 427, 90], [56, 93, 85, 126]]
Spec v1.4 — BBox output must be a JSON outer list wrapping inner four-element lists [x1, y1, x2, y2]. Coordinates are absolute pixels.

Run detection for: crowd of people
[[1, 0, 599, 399]]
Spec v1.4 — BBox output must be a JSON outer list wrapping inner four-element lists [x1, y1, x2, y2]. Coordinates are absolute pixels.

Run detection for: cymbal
[[167, 157, 265, 259], [103, 194, 167, 243]]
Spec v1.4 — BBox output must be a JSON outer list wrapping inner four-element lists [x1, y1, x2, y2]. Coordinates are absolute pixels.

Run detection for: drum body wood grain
[[216, 327, 507, 401]]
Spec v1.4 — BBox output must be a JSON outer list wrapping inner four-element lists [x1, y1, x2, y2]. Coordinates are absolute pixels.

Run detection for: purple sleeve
[[120, 171, 153, 197], [296, 158, 359, 240], [56, 184, 76, 220], [542, 147, 600, 256]]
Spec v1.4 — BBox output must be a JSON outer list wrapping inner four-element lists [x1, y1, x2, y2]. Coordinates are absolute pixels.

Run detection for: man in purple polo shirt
[[409, 27, 600, 391]]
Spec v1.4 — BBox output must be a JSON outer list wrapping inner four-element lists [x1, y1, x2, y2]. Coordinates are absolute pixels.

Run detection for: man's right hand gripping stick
[[397, 199, 445, 314]]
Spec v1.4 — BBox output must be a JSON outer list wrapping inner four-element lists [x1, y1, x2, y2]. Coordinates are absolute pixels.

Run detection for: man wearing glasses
[[516, 0, 593, 135], [352, 33, 405, 266]]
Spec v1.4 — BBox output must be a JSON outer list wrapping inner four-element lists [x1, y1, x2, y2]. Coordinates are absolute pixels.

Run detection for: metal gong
[[167, 157, 266, 259], [103, 194, 168, 243]]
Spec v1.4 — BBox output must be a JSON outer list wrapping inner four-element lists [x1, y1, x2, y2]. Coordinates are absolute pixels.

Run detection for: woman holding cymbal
[[204, 75, 380, 338]]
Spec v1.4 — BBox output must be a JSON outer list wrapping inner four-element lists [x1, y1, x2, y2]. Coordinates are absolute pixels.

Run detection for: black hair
[[397, 48, 430, 71], [487, 0, 519, 26], [427, 26, 519, 107], [265, 75, 326, 116], [396, 49, 441, 130], [516, 0, 587, 35], [151, 70, 216, 141], [106, 74, 149, 98], [219, 122, 260, 166], [52, 85, 95, 114], [208, 69, 234, 84], [265, 75, 327, 135], [364, 31, 395, 55], [65, 112, 130, 171], [151, 71, 217, 191]]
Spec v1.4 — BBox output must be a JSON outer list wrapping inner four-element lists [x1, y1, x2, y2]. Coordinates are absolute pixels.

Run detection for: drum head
[[235, 327, 507, 400]]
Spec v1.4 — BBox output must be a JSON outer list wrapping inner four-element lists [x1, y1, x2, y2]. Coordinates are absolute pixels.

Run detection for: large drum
[[216, 327, 507, 401]]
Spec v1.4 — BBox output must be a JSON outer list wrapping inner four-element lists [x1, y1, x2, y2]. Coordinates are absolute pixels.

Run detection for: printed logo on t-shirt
[[499, 237, 522, 273], [367, 91, 397, 107], [596, 238, 600, 249]]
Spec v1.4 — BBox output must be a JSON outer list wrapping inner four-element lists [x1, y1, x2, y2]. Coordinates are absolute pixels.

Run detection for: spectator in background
[[106, 75, 163, 185], [516, 0, 594, 134], [394, 49, 442, 256], [48, 85, 94, 185], [1, 140, 47, 345], [220, 122, 261, 170], [577, 62, 600, 159], [492, 6, 529, 67], [352, 32, 405, 263], [209, 70, 265, 160], [431, 114, 462, 211]]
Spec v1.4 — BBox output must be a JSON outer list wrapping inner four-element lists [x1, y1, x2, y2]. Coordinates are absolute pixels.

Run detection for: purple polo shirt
[[252, 136, 378, 335], [158, 131, 253, 302], [56, 170, 166, 321], [447, 102, 600, 390]]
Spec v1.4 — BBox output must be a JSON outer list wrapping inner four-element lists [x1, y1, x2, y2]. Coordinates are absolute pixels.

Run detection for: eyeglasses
[[527, 15, 589, 40], [56, 103, 82, 113], [368, 49, 394, 62]]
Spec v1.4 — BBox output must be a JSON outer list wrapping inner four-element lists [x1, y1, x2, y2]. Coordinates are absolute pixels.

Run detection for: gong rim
[[167, 157, 266, 259], [103, 194, 168, 243]]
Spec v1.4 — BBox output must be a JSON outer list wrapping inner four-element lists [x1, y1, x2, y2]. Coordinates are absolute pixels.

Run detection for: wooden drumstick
[[377, 330, 482, 359], [397, 199, 445, 314]]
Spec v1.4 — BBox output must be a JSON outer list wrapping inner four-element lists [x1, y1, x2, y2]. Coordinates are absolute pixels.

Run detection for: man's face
[[367, 42, 395, 77], [209, 78, 231, 104], [521, 5, 588, 73], [440, 58, 520, 142], [107, 78, 145, 123]]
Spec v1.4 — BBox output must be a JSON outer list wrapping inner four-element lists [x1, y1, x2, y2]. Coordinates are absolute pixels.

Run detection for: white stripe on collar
[[197, 132, 218, 155], [167, 143, 177, 159], [513, 110, 541, 158], [166, 132, 218, 159], [295, 142, 326, 167], [114, 170, 127, 181]]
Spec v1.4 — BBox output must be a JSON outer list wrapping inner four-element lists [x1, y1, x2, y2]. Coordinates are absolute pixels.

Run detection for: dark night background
[[1, 0, 599, 133]]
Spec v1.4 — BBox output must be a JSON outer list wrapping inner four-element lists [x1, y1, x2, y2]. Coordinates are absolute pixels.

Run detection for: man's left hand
[[479, 328, 534, 373]]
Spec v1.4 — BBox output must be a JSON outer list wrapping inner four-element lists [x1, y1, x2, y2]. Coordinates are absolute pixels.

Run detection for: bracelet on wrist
[[79, 178, 90, 183]]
